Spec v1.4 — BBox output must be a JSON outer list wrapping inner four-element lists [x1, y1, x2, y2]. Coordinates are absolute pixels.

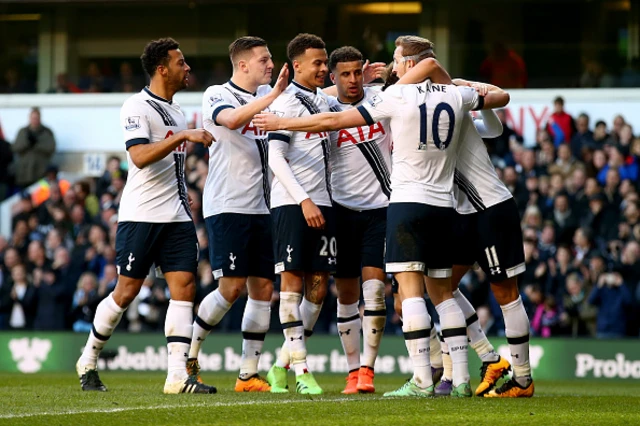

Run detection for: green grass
[[0, 373, 639, 425]]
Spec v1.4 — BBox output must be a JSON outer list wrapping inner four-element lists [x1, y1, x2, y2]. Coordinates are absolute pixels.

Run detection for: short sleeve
[[121, 99, 151, 149], [202, 86, 235, 127], [266, 95, 296, 144], [357, 89, 399, 126], [458, 86, 482, 112]]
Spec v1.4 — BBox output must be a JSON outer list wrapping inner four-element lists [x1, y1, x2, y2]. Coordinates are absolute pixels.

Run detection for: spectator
[[531, 294, 561, 337], [5, 264, 37, 329], [47, 73, 82, 94], [479, 41, 527, 88], [32, 267, 66, 330], [483, 109, 521, 160], [113, 61, 143, 93], [71, 272, 101, 332], [12, 108, 56, 188], [561, 273, 597, 337], [570, 113, 595, 159], [581, 193, 619, 244], [546, 97, 577, 146], [546, 245, 576, 298], [589, 271, 632, 338]]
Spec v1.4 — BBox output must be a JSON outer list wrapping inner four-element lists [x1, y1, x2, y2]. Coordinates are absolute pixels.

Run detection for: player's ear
[[238, 59, 248, 73], [330, 72, 336, 84], [292, 59, 301, 74]]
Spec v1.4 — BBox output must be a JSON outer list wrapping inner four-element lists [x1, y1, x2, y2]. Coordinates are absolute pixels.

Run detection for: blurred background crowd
[[0, 95, 638, 340]]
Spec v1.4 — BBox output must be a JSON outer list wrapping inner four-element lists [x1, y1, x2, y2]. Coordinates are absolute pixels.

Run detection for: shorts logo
[[126, 253, 135, 271], [286, 245, 294, 263], [275, 262, 285, 273], [229, 253, 236, 271], [328, 257, 336, 265], [124, 116, 141, 131], [485, 245, 501, 275]]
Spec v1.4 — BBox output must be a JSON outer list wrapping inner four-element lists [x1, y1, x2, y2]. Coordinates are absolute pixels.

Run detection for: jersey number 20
[[418, 102, 455, 151]]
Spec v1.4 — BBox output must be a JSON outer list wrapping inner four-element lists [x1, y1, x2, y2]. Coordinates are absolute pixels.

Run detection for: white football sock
[[189, 289, 231, 359], [501, 296, 531, 386], [402, 297, 432, 389], [300, 297, 323, 339], [240, 298, 270, 379], [337, 301, 361, 372], [280, 292, 308, 375], [436, 298, 470, 387], [79, 293, 125, 368], [165, 300, 193, 383], [453, 289, 498, 362], [362, 279, 386, 369]]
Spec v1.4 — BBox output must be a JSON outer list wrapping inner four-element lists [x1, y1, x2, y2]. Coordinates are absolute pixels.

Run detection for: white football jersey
[[358, 81, 480, 208], [119, 88, 191, 223], [201, 81, 273, 217], [328, 86, 392, 211], [454, 115, 513, 214], [268, 81, 332, 209]]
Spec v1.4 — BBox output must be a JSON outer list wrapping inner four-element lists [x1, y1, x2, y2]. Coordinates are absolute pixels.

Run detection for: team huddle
[[75, 33, 534, 399]]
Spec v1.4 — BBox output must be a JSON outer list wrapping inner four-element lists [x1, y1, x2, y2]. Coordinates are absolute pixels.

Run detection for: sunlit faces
[[160, 49, 191, 90], [239, 46, 275, 86], [330, 60, 364, 103], [293, 48, 328, 89]]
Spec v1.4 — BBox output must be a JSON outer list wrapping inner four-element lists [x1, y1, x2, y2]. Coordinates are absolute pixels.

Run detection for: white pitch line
[[0, 396, 389, 419]]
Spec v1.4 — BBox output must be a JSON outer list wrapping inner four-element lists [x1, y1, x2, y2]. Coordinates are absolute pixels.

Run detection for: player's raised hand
[[363, 59, 387, 83], [182, 129, 215, 147], [273, 63, 289, 95], [301, 198, 326, 229], [470, 82, 489, 97], [253, 112, 281, 131]]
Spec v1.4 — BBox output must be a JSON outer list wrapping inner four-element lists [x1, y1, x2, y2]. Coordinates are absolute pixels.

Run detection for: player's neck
[[292, 78, 318, 93], [148, 81, 175, 103], [229, 75, 258, 95], [337, 90, 364, 105]]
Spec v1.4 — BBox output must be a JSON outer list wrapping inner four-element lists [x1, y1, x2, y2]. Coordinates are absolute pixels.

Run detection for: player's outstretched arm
[[397, 58, 453, 85], [453, 78, 510, 110], [473, 109, 503, 138], [128, 129, 214, 169], [254, 108, 366, 133], [215, 64, 290, 130], [268, 140, 325, 229]]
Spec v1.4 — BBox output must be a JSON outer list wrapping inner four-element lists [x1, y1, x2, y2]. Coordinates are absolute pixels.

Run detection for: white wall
[[1, 89, 639, 152]]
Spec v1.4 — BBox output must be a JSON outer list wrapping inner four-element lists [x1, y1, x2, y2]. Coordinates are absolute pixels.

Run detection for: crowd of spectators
[[0, 97, 639, 340]]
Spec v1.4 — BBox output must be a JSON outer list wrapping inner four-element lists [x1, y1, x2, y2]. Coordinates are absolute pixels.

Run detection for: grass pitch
[[0, 373, 638, 425]]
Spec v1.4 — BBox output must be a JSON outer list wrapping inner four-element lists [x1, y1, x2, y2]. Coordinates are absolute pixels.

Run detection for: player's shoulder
[[202, 84, 230, 108], [256, 84, 273, 97], [269, 84, 299, 109], [327, 95, 342, 112], [121, 90, 149, 112]]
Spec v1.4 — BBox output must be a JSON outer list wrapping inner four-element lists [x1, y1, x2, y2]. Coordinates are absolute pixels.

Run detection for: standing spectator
[[6, 264, 37, 329], [570, 113, 595, 159], [479, 42, 527, 88], [589, 271, 632, 338], [71, 272, 101, 332], [12, 108, 56, 188], [546, 97, 577, 146], [32, 267, 67, 330], [531, 294, 561, 337], [561, 273, 597, 337]]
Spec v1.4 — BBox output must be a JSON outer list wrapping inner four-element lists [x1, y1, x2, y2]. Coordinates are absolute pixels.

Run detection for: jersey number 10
[[418, 102, 455, 151]]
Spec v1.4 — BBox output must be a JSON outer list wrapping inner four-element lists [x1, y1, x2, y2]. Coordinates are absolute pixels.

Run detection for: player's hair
[[328, 46, 363, 71], [381, 62, 398, 91], [287, 33, 325, 62], [229, 36, 268, 67], [140, 37, 180, 78], [394, 35, 437, 61]]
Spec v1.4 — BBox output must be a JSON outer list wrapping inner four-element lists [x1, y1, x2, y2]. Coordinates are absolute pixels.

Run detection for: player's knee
[[491, 278, 519, 305], [393, 297, 403, 318]]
